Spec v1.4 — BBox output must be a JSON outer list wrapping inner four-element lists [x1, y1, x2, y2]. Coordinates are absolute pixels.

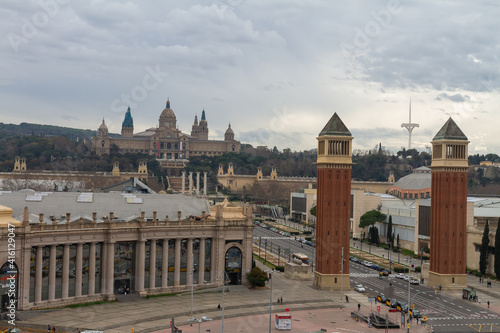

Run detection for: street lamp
[[406, 258, 411, 333], [187, 316, 212, 333], [191, 266, 196, 315], [266, 271, 273, 333]]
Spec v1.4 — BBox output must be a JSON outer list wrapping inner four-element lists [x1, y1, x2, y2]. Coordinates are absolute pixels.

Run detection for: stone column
[[149, 240, 157, 289], [105, 242, 115, 296], [188, 172, 193, 195], [181, 171, 186, 194], [75, 243, 83, 297], [62, 244, 70, 299], [210, 238, 217, 283], [136, 240, 146, 292], [203, 172, 207, 196], [196, 172, 200, 196], [35, 246, 43, 303], [162, 239, 169, 288], [48, 245, 56, 301], [174, 238, 181, 287], [101, 242, 107, 294], [187, 238, 193, 286], [88, 242, 96, 295], [198, 238, 206, 285]]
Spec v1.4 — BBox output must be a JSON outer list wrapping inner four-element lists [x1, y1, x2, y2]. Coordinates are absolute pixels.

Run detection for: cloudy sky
[[1, 0, 499, 154]]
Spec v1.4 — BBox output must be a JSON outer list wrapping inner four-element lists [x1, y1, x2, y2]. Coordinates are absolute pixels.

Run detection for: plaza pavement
[[9, 242, 500, 333]]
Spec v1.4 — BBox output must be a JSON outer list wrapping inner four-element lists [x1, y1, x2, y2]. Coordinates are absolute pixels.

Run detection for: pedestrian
[[217, 304, 221, 310], [76, 329, 80, 333], [421, 278, 424, 284], [346, 295, 349, 303], [358, 303, 361, 311], [488, 300, 490, 308], [479, 297, 481, 304], [47, 325, 51, 333], [52, 326, 56, 333], [439, 284, 442, 291], [280, 297, 283, 304]]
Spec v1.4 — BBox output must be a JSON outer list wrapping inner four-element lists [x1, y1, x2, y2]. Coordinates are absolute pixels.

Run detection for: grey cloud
[[435, 93, 470, 103]]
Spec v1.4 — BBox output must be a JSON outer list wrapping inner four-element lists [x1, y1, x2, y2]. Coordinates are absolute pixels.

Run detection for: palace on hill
[[90, 99, 240, 158]]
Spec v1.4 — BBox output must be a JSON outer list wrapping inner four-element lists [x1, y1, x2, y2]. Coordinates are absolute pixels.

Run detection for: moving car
[[395, 273, 404, 279], [380, 269, 390, 276], [410, 277, 420, 285], [410, 309, 422, 319], [355, 284, 366, 293], [377, 294, 387, 303]]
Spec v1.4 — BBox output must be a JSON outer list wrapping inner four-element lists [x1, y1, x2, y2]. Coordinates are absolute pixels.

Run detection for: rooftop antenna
[[401, 99, 419, 149]]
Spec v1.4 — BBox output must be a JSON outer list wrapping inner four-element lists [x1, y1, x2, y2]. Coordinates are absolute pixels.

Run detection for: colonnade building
[[0, 193, 253, 311]]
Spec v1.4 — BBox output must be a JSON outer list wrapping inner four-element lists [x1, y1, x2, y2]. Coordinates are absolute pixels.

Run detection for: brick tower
[[313, 113, 353, 290], [428, 118, 469, 289]]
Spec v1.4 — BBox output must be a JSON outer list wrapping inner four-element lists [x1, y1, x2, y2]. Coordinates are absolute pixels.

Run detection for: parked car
[[355, 284, 366, 293], [403, 275, 410, 281], [364, 261, 373, 268], [397, 302, 408, 313], [377, 294, 387, 303], [371, 264, 380, 270], [388, 298, 398, 308], [395, 273, 404, 279]]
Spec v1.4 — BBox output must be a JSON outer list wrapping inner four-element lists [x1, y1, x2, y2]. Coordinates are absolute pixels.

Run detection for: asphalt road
[[253, 225, 316, 263], [350, 261, 500, 332]]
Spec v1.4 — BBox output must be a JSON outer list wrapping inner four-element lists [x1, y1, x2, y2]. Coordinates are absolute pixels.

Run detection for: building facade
[[0, 194, 253, 311], [91, 99, 240, 158]]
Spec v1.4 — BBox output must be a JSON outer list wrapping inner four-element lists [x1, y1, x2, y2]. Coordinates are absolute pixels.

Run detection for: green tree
[[310, 205, 316, 217], [246, 266, 269, 287], [479, 220, 490, 275], [368, 225, 379, 244], [359, 210, 387, 229], [387, 215, 393, 245], [495, 218, 500, 279]]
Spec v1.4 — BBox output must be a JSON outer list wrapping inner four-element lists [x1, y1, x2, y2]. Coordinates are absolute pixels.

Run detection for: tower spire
[[401, 99, 419, 149]]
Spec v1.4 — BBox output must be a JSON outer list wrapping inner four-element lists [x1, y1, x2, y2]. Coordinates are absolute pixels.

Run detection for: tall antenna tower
[[401, 99, 419, 149]]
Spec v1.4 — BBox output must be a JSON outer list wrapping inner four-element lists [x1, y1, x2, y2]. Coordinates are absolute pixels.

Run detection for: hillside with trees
[[1, 123, 500, 195]]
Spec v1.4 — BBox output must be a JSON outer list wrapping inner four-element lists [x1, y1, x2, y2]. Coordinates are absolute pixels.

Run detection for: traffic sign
[[422, 315, 427, 322], [368, 297, 376, 303], [377, 306, 380, 312]]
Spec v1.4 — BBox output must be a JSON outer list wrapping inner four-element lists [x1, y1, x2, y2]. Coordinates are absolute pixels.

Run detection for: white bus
[[292, 253, 309, 265]]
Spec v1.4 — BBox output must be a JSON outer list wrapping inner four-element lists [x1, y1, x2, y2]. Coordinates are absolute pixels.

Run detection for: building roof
[[318, 113, 351, 137], [100, 177, 156, 194], [433, 117, 468, 141], [392, 167, 431, 191], [0, 190, 210, 223], [160, 98, 176, 119], [122, 107, 134, 128]]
